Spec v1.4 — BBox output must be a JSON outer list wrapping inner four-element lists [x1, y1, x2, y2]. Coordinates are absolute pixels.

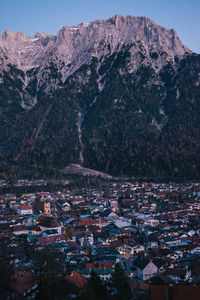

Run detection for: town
[[1, 179, 200, 299]]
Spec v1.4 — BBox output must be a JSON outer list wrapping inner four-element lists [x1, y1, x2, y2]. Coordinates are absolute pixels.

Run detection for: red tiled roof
[[98, 262, 113, 269], [108, 199, 118, 202], [85, 262, 113, 270], [162, 257, 174, 263], [81, 218, 107, 227], [11, 268, 37, 296], [93, 219, 107, 225], [138, 282, 150, 291], [18, 205, 32, 210], [12, 225, 27, 232], [85, 263, 95, 269], [188, 243, 200, 250], [66, 271, 87, 289], [108, 240, 123, 248], [124, 237, 135, 243], [164, 268, 186, 276], [191, 237, 200, 243], [80, 218, 93, 226], [68, 241, 79, 248], [37, 235, 61, 244]]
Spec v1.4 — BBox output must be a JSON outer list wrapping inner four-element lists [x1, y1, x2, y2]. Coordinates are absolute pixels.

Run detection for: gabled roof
[[85, 262, 113, 270], [37, 235, 61, 244], [133, 256, 152, 270], [96, 246, 119, 256], [37, 215, 60, 228], [164, 268, 186, 276], [100, 209, 112, 216], [18, 205, 32, 210], [78, 269, 112, 276], [152, 258, 165, 268], [66, 271, 87, 289], [11, 267, 37, 296]]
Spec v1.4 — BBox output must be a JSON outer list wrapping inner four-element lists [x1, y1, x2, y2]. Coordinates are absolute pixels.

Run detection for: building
[[133, 257, 158, 281], [16, 205, 33, 215], [36, 215, 62, 235], [44, 197, 51, 215]]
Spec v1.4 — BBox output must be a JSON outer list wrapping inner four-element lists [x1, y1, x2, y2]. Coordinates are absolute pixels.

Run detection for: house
[[23, 215, 37, 228], [66, 271, 87, 289], [72, 231, 94, 246], [145, 219, 159, 227], [78, 267, 112, 281], [12, 225, 29, 235], [62, 202, 71, 212], [133, 257, 158, 281], [16, 205, 33, 215], [108, 199, 119, 211], [187, 229, 196, 236], [72, 197, 85, 206], [163, 268, 191, 283], [188, 244, 200, 254], [101, 209, 118, 218], [36, 215, 62, 234], [118, 244, 134, 255], [148, 235, 159, 249], [80, 217, 107, 228], [94, 246, 120, 259], [132, 244, 145, 254], [42, 229, 59, 237], [37, 235, 62, 245], [152, 258, 166, 275], [78, 262, 113, 281], [10, 267, 38, 298]]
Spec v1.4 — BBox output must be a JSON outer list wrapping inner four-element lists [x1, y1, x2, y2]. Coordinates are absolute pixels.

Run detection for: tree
[[35, 277, 70, 300], [33, 247, 65, 280], [64, 224, 75, 240], [0, 237, 14, 299], [79, 271, 109, 300], [111, 263, 132, 300], [33, 247, 66, 299]]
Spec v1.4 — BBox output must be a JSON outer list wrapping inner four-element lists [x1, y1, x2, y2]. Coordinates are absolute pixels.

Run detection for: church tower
[[44, 198, 51, 215]]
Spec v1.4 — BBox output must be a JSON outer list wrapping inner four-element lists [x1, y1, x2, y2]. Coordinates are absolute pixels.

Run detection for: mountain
[[0, 15, 199, 179]]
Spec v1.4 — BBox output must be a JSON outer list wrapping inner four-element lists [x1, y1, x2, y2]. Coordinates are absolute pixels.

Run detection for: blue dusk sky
[[0, 0, 199, 53]]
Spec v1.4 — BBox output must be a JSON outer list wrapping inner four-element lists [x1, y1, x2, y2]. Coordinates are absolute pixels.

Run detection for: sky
[[0, 0, 199, 53]]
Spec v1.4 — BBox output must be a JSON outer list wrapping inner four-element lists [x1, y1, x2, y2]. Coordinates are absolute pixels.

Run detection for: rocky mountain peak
[[0, 15, 191, 73], [1, 29, 29, 43], [0, 15, 192, 108]]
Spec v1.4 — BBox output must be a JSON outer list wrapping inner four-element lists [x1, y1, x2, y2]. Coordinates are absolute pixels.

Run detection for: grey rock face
[[0, 15, 190, 108]]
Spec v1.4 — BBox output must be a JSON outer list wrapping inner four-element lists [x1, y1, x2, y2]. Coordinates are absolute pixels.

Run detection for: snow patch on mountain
[[77, 111, 85, 165], [62, 163, 113, 179]]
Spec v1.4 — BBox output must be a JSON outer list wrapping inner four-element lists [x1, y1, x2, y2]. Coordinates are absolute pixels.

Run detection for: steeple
[[44, 196, 52, 215]]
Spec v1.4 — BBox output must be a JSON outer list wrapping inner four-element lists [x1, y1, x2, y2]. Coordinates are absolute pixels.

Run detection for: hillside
[[0, 15, 199, 179]]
